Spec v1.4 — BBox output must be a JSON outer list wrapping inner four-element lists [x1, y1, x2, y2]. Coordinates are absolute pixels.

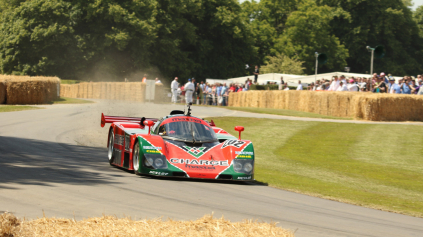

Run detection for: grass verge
[[206, 117, 423, 217], [0, 105, 41, 112], [60, 80, 80, 84], [51, 97, 94, 104], [0, 213, 294, 237], [225, 106, 352, 120]]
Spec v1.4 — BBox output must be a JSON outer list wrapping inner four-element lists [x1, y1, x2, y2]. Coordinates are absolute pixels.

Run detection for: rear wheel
[[133, 142, 141, 175], [108, 129, 115, 165]]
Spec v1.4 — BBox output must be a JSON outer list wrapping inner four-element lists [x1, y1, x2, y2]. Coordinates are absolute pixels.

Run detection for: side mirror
[[234, 126, 244, 140], [144, 120, 155, 135]]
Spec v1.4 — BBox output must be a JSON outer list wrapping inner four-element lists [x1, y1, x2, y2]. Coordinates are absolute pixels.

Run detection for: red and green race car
[[101, 106, 254, 181]]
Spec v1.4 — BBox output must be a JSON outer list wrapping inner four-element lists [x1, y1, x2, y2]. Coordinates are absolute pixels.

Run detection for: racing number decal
[[222, 140, 246, 149]]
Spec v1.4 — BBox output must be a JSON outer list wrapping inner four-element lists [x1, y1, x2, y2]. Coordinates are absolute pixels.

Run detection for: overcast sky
[[413, 0, 423, 10]]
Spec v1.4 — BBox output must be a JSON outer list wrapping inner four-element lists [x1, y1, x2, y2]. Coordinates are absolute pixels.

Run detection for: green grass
[[0, 105, 41, 112], [51, 97, 94, 104], [206, 117, 423, 217], [225, 107, 352, 120], [60, 80, 80, 84]]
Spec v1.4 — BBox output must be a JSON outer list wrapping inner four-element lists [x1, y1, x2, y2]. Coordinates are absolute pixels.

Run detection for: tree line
[[0, 0, 422, 82]]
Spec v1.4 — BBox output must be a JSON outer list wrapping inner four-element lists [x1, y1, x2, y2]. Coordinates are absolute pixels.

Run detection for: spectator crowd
[[307, 73, 423, 95], [170, 72, 423, 105]]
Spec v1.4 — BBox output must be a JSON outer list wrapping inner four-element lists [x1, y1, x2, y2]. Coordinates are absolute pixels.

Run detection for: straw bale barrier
[[0, 213, 294, 237], [0, 79, 6, 104], [229, 90, 423, 121], [155, 83, 167, 103], [60, 82, 147, 103], [0, 75, 60, 104]]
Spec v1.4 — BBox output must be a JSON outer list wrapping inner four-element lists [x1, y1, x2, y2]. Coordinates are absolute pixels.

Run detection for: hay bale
[[87, 82, 93, 98], [1, 213, 294, 237], [154, 83, 165, 103], [0, 79, 6, 104], [92, 83, 102, 99], [5, 76, 60, 104]]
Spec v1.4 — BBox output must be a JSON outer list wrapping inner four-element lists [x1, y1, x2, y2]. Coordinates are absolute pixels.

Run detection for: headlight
[[233, 162, 243, 172], [145, 157, 154, 167], [154, 158, 164, 167], [244, 163, 253, 172], [144, 154, 168, 169], [232, 159, 254, 174]]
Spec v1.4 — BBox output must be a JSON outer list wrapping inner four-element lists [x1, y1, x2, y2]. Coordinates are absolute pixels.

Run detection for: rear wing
[[101, 113, 158, 128]]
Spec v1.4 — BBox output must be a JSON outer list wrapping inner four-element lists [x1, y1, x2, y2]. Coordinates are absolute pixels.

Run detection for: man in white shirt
[[155, 78, 162, 84], [336, 81, 349, 91], [184, 78, 195, 104], [328, 76, 340, 91], [171, 77, 179, 103], [347, 79, 358, 92], [296, 80, 303, 90]]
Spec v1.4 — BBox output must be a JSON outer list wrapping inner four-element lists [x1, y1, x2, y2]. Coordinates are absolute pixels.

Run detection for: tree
[[260, 53, 305, 75], [0, 0, 158, 79], [276, 0, 349, 74], [317, 0, 423, 75], [240, 0, 299, 69]]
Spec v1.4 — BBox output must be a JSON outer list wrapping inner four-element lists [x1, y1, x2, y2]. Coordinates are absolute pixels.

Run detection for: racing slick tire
[[108, 129, 115, 165], [133, 142, 142, 175]]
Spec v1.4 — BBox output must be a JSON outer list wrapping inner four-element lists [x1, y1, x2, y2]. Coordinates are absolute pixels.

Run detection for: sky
[[413, 0, 423, 10]]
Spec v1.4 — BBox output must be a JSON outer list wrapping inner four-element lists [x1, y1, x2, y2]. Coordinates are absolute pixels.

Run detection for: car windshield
[[158, 121, 217, 142]]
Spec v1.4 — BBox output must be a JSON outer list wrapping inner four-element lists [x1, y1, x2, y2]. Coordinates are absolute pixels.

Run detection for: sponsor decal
[[143, 146, 162, 150], [222, 140, 246, 149], [171, 117, 203, 124], [170, 158, 229, 166], [185, 164, 216, 170], [235, 151, 254, 155], [149, 171, 169, 176], [237, 176, 252, 180], [145, 150, 161, 154], [183, 146, 207, 158], [236, 155, 252, 158]]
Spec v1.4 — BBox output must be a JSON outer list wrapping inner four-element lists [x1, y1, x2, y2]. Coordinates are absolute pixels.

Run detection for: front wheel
[[133, 142, 141, 175], [108, 129, 115, 165]]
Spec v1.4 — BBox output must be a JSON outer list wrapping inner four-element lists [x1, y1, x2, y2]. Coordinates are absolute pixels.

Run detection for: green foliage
[[0, 0, 253, 81], [1, 0, 423, 80], [276, 0, 349, 74], [260, 53, 305, 75], [317, 0, 423, 76]]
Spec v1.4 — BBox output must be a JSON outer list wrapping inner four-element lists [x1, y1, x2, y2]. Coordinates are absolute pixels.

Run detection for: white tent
[[207, 72, 403, 86], [206, 73, 303, 85]]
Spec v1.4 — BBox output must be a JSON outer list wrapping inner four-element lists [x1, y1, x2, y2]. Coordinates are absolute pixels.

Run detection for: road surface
[[1, 100, 422, 237]]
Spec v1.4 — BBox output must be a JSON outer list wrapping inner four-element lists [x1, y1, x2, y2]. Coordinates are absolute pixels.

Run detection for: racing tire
[[133, 142, 142, 175], [107, 129, 115, 165]]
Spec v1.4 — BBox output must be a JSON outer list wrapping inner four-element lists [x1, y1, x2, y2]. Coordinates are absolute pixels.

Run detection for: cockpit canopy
[[158, 117, 217, 143]]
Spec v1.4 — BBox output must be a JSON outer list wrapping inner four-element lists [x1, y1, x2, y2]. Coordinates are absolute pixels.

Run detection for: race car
[[100, 104, 254, 180]]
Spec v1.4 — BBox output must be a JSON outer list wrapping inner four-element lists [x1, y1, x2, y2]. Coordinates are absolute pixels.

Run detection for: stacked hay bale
[[154, 83, 166, 103], [58, 82, 147, 103], [3, 75, 60, 104], [0, 77, 7, 104], [228, 90, 423, 121]]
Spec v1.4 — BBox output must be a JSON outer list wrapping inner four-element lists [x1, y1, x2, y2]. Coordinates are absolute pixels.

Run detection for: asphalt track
[[1, 100, 423, 237]]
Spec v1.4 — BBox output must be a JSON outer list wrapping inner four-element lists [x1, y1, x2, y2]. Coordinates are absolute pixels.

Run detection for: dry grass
[[229, 91, 423, 121], [0, 213, 294, 237], [0, 75, 60, 105]]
